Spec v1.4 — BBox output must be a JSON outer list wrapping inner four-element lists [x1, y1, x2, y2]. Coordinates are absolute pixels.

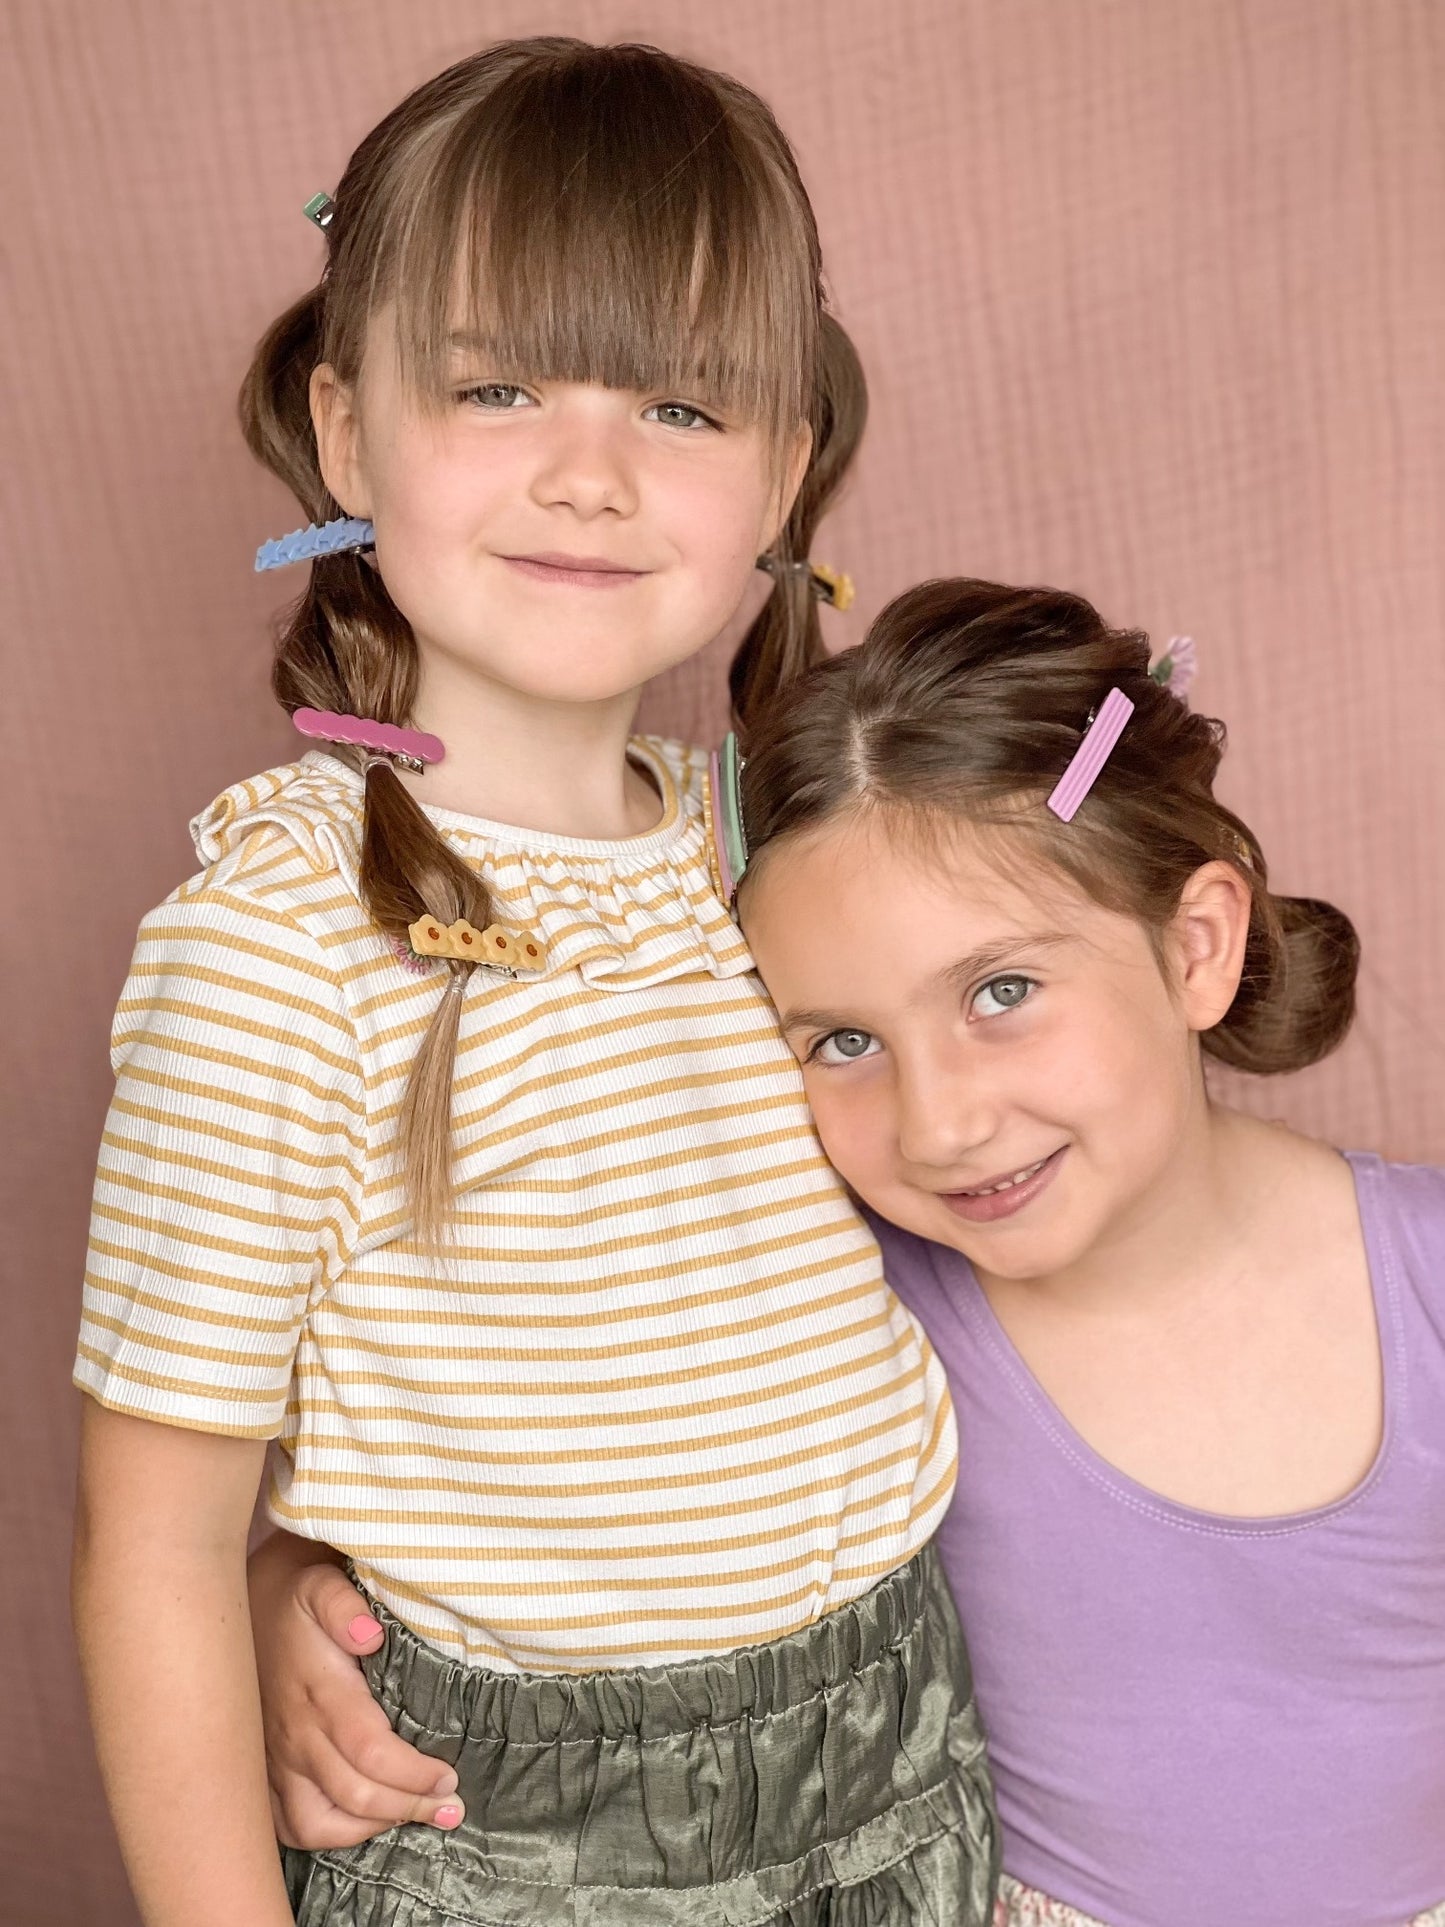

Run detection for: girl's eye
[[459, 382, 533, 410], [811, 1028, 880, 1066], [645, 401, 715, 431], [971, 974, 1036, 1019]]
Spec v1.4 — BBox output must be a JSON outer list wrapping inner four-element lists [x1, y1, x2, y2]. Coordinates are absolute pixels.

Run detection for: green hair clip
[[707, 734, 748, 902]]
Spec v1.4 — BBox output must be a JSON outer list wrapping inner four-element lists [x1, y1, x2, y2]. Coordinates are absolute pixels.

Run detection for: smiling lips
[[502, 552, 648, 588], [941, 1147, 1066, 1224]]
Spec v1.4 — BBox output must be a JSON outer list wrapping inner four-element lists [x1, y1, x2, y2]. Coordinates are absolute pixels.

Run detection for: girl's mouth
[[503, 552, 648, 589], [940, 1147, 1066, 1224]]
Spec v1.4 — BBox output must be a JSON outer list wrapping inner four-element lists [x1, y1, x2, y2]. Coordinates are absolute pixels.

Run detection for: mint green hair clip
[[303, 191, 336, 229], [707, 733, 748, 903]]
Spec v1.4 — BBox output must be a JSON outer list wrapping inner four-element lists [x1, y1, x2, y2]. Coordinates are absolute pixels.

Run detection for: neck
[[395, 649, 661, 840]]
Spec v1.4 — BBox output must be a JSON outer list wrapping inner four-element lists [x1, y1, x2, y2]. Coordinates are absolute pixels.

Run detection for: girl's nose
[[529, 405, 639, 520], [893, 1056, 1000, 1174]]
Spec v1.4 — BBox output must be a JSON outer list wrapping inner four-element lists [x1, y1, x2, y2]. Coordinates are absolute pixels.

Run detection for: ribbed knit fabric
[[75, 740, 957, 1671]]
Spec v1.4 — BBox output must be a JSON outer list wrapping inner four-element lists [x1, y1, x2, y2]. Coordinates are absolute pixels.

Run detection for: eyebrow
[[776, 932, 1073, 1037]]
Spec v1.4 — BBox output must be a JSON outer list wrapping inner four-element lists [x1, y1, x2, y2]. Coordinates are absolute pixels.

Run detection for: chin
[[902, 1195, 1090, 1281]]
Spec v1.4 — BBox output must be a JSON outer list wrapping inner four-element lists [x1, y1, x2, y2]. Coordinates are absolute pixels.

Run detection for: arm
[[73, 1401, 294, 1927], [248, 1528, 462, 1846]]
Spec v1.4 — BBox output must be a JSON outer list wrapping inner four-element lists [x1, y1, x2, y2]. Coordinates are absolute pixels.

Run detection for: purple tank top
[[876, 1152, 1445, 1927]]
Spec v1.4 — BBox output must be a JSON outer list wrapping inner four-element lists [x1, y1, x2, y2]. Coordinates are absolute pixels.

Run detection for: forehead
[[740, 808, 1152, 1019], [747, 810, 1085, 943]]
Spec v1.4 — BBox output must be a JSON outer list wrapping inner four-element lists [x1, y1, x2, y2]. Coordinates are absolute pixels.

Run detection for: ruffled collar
[[192, 740, 753, 990]]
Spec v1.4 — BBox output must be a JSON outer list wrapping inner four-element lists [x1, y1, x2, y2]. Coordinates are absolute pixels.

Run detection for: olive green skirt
[[283, 1542, 998, 1924]]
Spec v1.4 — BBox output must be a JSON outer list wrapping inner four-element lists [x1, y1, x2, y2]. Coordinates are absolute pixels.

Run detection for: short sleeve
[[74, 881, 366, 1438]]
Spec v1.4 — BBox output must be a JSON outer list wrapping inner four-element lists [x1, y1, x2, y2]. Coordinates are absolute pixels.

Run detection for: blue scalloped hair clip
[[254, 515, 375, 573]]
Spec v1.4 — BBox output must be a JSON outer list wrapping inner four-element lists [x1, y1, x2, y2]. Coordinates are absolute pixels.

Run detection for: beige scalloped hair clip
[[406, 916, 546, 972]]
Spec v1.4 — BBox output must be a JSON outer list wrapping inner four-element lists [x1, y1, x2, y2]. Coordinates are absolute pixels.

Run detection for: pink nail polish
[[434, 1805, 462, 1828], [348, 1613, 383, 1642]]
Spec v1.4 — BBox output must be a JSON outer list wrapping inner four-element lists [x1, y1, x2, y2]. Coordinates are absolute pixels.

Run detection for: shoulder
[[131, 751, 362, 986], [1350, 1150, 1445, 1281], [188, 752, 366, 908], [115, 756, 373, 1075]]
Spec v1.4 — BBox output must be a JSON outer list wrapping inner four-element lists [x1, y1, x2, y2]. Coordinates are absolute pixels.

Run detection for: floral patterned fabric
[[996, 1874, 1445, 1927]]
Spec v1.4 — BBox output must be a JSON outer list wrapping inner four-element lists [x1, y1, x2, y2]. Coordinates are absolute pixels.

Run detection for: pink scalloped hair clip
[[292, 707, 445, 775]]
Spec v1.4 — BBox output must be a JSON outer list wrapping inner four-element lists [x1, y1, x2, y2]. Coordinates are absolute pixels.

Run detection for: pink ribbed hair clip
[[292, 707, 445, 774], [1046, 687, 1134, 823]]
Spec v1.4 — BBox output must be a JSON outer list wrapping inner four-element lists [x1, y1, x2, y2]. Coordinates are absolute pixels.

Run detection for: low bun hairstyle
[[238, 39, 867, 1238], [739, 578, 1360, 1077]]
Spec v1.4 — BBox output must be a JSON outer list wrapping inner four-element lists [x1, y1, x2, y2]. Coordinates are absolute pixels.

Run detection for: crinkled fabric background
[[3, 2, 1441, 1920]]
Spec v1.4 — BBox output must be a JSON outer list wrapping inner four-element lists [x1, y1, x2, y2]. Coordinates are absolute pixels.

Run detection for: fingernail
[[431, 1768, 459, 1795], [348, 1614, 383, 1642], [434, 1805, 463, 1829]]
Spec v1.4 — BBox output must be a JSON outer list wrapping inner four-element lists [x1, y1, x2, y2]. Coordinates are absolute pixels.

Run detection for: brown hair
[[740, 578, 1360, 1075], [239, 38, 864, 1237]]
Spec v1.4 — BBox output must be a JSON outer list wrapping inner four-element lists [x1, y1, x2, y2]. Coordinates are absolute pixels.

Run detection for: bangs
[[368, 46, 819, 443]]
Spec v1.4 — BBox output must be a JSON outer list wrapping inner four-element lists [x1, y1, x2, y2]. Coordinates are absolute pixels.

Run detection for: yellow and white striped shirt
[[75, 741, 956, 1671]]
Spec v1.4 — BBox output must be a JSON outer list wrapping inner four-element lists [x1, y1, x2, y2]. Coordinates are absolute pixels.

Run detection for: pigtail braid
[[241, 296, 493, 1243], [729, 312, 869, 743]]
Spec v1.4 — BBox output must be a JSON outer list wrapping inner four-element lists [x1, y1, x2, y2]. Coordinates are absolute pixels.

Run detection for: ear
[[761, 419, 814, 549], [1165, 860, 1253, 1032], [309, 364, 372, 519]]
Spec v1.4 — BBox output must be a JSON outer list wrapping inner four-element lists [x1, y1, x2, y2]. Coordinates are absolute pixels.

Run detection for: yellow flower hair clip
[[756, 554, 856, 612], [809, 563, 855, 612], [406, 916, 546, 971]]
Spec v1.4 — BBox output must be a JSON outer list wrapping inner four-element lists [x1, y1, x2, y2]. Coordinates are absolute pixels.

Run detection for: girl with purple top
[[249, 577, 1445, 1925]]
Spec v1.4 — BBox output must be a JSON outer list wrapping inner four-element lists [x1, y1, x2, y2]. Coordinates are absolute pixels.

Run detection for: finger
[[271, 1780, 452, 1852], [281, 1732, 466, 1833], [286, 1641, 460, 1798], [298, 1562, 385, 1655], [344, 1717, 461, 1800]]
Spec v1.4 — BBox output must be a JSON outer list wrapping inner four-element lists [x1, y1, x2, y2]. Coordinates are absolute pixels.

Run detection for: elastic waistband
[[360, 1543, 945, 1748]]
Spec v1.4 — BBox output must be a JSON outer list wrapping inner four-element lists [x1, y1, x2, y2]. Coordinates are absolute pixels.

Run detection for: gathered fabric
[[994, 1876, 1445, 1927], [284, 1543, 998, 1925]]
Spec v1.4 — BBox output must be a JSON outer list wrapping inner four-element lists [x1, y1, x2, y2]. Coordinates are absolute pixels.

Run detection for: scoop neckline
[[939, 1148, 1401, 1536], [307, 740, 688, 859]]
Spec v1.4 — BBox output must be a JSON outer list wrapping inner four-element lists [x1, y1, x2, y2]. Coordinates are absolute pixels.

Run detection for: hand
[[248, 1531, 465, 1848]]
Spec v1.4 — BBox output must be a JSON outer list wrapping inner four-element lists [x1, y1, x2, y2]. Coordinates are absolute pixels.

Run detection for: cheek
[[803, 1079, 890, 1189], [657, 454, 770, 572], [1048, 985, 1194, 1140], [380, 432, 498, 542]]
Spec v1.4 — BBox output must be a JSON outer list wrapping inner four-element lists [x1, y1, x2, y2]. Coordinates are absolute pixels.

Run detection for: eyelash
[[456, 382, 533, 411], [805, 975, 1039, 1066], [971, 973, 1037, 1019], [645, 401, 720, 431], [454, 384, 719, 430], [807, 1029, 880, 1068]]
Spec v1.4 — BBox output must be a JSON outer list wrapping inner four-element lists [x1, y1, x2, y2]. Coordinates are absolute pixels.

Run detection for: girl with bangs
[[70, 38, 998, 1927]]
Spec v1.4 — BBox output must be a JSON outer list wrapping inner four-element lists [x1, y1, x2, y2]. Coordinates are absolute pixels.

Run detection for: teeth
[[966, 1156, 1047, 1197]]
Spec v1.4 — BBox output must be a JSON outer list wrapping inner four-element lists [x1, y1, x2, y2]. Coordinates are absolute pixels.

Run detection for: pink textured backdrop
[[3, 2, 1441, 1918]]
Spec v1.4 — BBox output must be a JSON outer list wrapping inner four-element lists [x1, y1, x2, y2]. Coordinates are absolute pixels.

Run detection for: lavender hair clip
[[1046, 687, 1135, 824], [1046, 634, 1198, 824], [255, 516, 376, 573]]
